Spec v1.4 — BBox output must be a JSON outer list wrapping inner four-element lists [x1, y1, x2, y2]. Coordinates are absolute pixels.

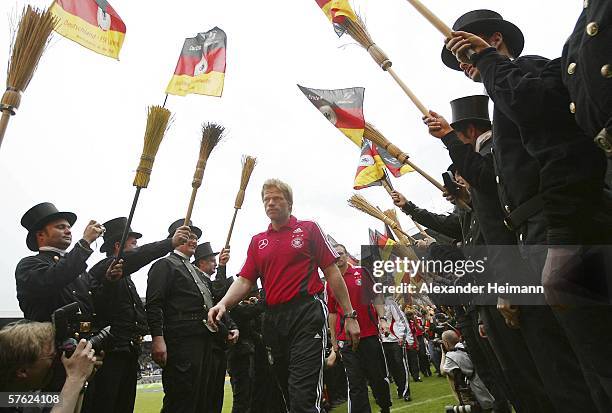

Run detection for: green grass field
[[134, 374, 456, 412]]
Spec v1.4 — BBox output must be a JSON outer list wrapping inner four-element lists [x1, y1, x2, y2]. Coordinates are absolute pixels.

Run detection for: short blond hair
[[0, 321, 54, 390], [261, 179, 293, 206]]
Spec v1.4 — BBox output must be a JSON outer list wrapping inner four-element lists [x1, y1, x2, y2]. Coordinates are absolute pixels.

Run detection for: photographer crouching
[[0, 321, 97, 413], [440, 330, 494, 413]]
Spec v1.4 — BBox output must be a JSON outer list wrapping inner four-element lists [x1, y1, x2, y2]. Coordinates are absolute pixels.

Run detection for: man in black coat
[[441, 10, 605, 411], [146, 220, 226, 413], [193, 242, 239, 413], [421, 94, 560, 412], [15, 202, 114, 322], [82, 217, 190, 413], [561, 0, 612, 160]]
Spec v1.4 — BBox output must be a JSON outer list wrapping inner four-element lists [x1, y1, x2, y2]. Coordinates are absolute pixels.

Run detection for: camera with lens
[[444, 368, 481, 413], [52, 302, 113, 356]]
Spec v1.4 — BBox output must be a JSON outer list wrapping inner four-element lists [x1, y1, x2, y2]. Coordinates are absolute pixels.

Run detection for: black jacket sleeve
[[400, 202, 462, 241], [15, 240, 93, 295], [121, 239, 174, 275], [146, 259, 171, 337]]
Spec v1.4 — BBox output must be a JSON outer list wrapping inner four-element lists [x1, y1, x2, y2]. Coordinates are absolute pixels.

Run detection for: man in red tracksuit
[[327, 244, 392, 413], [208, 179, 360, 413]]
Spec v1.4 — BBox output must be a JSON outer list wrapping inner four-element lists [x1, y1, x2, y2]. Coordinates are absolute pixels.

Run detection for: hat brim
[[26, 211, 77, 251], [193, 251, 220, 263], [441, 19, 524, 71], [100, 231, 142, 253], [450, 117, 492, 129]]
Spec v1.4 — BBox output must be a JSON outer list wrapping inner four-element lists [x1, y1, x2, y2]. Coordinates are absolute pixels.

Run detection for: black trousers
[[207, 346, 227, 413], [479, 306, 555, 413], [228, 352, 254, 413], [263, 296, 327, 413], [82, 349, 139, 413], [382, 342, 410, 399], [251, 337, 286, 413], [340, 336, 391, 412], [416, 336, 431, 376], [456, 308, 512, 413], [161, 334, 213, 413], [521, 245, 602, 412], [405, 347, 421, 381]]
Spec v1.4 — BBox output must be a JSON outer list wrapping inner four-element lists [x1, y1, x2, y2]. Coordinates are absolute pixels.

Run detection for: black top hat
[[449, 95, 491, 128], [441, 9, 524, 71], [193, 242, 219, 263], [167, 219, 202, 240], [100, 217, 142, 254], [21, 202, 77, 251]]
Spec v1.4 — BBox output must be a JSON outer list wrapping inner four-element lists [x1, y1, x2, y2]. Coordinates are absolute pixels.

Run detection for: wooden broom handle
[[386, 68, 429, 117], [0, 111, 11, 149], [224, 208, 239, 248], [184, 188, 198, 225], [404, 0, 476, 59], [404, 0, 452, 37], [381, 180, 394, 195]]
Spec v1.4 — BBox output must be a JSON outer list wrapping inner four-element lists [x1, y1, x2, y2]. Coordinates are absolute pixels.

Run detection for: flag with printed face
[[166, 27, 227, 97], [50, 0, 126, 59], [298, 85, 365, 146], [315, 0, 358, 36]]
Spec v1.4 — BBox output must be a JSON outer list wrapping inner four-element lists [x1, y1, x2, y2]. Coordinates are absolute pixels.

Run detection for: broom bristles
[[193, 122, 224, 188], [348, 194, 400, 231], [6, 6, 56, 92], [234, 155, 257, 209], [133, 106, 172, 188], [340, 15, 391, 69], [384, 209, 415, 246], [364, 123, 410, 164]]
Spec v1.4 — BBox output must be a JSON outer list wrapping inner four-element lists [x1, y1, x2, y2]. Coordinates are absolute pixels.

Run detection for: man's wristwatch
[[378, 316, 388, 322], [343, 310, 358, 321]]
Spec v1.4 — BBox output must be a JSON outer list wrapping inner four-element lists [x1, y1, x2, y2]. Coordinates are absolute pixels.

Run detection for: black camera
[[442, 171, 461, 196], [444, 368, 481, 413], [52, 302, 113, 356]]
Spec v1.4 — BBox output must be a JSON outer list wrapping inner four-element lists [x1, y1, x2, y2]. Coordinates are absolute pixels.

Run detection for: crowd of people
[[0, 2, 611, 413]]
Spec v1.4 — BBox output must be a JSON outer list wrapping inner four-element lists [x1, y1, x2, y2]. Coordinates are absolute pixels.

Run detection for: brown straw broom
[[339, 15, 428, 116], [383, 208, 416, 246], [348, 194, 415, 242], [364, 122, 472, 211], [117, 106, 172, 258], [0, 6, 56, 149], [184, 122, 225, 225], [225, 155, 257, 248]]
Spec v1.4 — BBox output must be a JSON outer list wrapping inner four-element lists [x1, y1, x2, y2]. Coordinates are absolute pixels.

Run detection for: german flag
[[377, 145, 414, 177], [50, 0, 126, 59], [298, 85, 365, 146], [354, 140, 385, 189], [315, 0, 358, 37], [166, 27, 226, 97]]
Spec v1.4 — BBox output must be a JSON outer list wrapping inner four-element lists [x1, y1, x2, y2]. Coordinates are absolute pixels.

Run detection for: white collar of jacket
[[39, 246, 67, 257], [475, 130, 493, 153], [173, 250, 191, 260]]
